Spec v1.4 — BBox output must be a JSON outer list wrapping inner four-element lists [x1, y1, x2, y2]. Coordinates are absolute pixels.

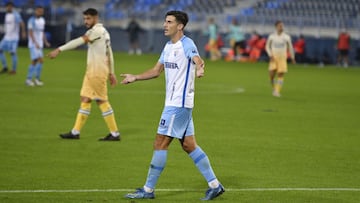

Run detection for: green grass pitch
[[0, 48, 359, 203]]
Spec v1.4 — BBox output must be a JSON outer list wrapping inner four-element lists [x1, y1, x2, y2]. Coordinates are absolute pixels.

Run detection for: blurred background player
[[265, 20, 295, 97], [293, 34, 306, 64], [227, 17, 245, 61], [336, 30, 351, 67], [122, 10, 224, 200], [205, 17, 221, 61], [126, 16, 144, 55], [0, 2, 26, 75], [25, 6, 50, 86], [48, 8, 120, 141]]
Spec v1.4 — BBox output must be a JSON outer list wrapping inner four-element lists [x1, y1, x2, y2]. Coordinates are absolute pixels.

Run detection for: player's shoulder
[[268, 32, 277, 38], [181, 36, 196, 47]]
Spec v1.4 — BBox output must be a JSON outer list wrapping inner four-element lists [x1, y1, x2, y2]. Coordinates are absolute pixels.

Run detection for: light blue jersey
[[27, 16, 45, 48], [159, 35, 199, 108], [157, 36, 200, 138], [27, 16, 46, 60]]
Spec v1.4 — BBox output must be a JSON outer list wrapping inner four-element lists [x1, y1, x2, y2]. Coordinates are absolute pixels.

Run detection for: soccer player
[[206, 17, 221, 61], [265, 20, 295, 97], [0, 2, 26, 74], [121, 10, 225, 200], [336, 30, 351, 67], [48, 8, 120, 141], [25, 6, 50, 86]]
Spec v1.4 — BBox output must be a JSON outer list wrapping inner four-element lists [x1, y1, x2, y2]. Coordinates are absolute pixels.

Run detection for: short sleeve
[[85, 27, 102, 42], [27, 17, 34, 30], [158, 48, 165, 64], [14, 12, 23, 23], [182, 38, 199, 60]]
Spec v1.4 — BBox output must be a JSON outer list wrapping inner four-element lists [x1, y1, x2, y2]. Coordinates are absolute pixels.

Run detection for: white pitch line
[[0, 188, 360, 193]]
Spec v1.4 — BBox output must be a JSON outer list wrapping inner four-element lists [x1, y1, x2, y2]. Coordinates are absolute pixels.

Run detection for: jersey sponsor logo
[[273, 42, 285, 48], [164, 62, 179, 69]]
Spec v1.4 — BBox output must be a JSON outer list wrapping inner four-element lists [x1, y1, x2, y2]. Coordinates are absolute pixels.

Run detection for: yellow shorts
[[208, 39, 217, 49], [80, 73, 108, 101], [269, 55, 287, 73]]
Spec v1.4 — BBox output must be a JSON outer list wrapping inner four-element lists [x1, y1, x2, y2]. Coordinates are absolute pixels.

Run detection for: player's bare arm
[[120, 62, 164, 84], [287, 41, 296, 64], [20, 21, 26, 39], [193, 55, 205, 78]]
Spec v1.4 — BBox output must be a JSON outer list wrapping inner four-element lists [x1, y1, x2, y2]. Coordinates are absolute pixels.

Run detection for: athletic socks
[[10, 53, 17, 71], [26, 64, 36, 79], [189, 147, 219, 188], [99, 102, 119, 135], [0, 51, 7, 68], [35, 62, 43, 80], [144, 150, 167, 190], [274, 77, 284, 93], [72, 102, 91, 133]]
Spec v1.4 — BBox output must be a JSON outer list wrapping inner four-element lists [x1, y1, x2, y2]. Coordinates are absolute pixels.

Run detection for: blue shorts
[[29, 47, 43, 60], [0, 40, 19, 53], [157, 106, 195, 139]]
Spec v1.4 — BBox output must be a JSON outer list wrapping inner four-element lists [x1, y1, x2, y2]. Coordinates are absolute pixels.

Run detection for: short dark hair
[[165, 10, 189, 28], [275, 20, 282, 26], [83, 8, 98, 16], [5, 2, 14, 6]]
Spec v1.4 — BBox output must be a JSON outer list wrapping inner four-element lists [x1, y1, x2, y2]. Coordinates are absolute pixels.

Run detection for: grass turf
[[0, 48, 359, 202]]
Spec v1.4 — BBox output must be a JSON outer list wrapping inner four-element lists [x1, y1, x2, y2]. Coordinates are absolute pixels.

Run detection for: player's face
[[163, 15, 182, 37], [276, 22, 284, 33], [6, 5, 13, 12], [35, 8, 44, 17], [83, 15, 97, 28]]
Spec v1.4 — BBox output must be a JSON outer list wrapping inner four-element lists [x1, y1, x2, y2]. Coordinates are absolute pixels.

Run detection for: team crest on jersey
[[173, 50, 178, 57]]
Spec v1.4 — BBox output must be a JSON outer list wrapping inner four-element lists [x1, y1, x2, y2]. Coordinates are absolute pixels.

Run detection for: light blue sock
[[11, 53, 17, 71], [144, 150, 167, 189], [35, 63, 43, 80], [0, 51, 7, 68], [27, 64, 36, 80], [189, 147, 217, 183]]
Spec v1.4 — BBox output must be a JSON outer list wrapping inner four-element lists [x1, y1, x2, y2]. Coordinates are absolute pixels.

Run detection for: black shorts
[[338, 49, 349, 56]]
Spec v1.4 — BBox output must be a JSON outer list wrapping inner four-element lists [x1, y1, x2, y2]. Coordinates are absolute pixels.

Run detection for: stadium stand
[[0, 0, 359, 65]]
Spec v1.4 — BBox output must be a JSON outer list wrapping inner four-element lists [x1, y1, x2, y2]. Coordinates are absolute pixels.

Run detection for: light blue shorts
[[0, 40, 19, 53], [157, 106, 195, 139], [29, 47, 43, 60]]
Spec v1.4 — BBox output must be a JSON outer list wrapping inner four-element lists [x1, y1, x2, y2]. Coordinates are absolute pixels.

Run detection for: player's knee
[[181, 142, 196, 153]]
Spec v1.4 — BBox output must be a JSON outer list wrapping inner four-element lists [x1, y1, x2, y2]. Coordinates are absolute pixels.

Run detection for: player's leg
[[60, 96, 92, 139], [343, 50, 349, 67], [34, 49, 44, 85], [26, 48, 39, 86], [9, 41, 19, 74], [97, 99, 120, 141], [0, 40, 8, 73], [273, 71, 285, 97], [269, 69, 276, 88], [125, 134, 172, 199], [181, 120, 224, 200]]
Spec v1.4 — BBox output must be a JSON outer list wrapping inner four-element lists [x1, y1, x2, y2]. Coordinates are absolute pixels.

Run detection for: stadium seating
[[238, 0, 360, 29]]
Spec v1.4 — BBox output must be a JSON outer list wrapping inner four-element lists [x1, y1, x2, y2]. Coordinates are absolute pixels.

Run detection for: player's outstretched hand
[[120, 74, 137, 84], [109, 73, 118, 87], [47, 49, 61, 59], [196, 64, 205, 78]]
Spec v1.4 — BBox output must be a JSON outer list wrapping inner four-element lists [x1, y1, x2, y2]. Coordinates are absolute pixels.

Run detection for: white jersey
[[27, 16, 45, 48], [3, 11, 23, 41], [159, 36, 200, 108], [266, 32, 294, 58], [84, 23, 113, 77]]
